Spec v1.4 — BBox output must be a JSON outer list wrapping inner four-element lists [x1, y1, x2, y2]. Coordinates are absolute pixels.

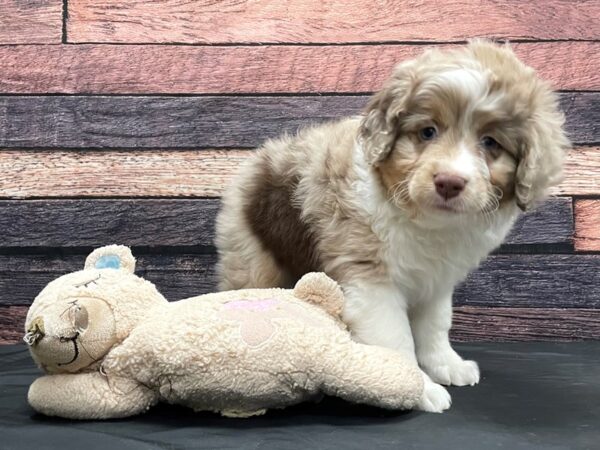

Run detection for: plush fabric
[[24, 245, 424, 419]]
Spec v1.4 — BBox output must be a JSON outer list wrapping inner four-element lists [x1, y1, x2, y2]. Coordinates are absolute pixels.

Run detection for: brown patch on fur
[[487, 152, 517, 205], [243, 163, 319, 281], [375, 154, 415, 207]]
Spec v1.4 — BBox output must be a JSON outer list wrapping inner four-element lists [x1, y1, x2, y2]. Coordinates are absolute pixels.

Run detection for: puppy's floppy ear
[[359, 65, 416, 165], [514, 86, 570, 211]]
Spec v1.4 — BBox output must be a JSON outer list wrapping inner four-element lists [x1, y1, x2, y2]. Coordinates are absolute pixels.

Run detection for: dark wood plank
[[451, 307, 600, 342], [503, 197, 572, 248], [0, 197, 571, 250], [575, 200, 600, 252], [0, 94, 596, 148], [560, 93, 600, 145], [0, 1, 62, 44], [2, 304, 599, 344], [0, 253, 218, 307], [3, 253, 597, 308], [455, 255, 600, 308], [0, 42, 598, 94], [0, 96, 364, 148], [67, 0, 600, 44], [1, 149, 593, 198], [0, 199, 217, 248]]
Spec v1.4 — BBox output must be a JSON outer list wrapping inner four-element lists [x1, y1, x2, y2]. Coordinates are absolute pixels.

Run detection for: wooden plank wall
[[1, 0, 599, 343]]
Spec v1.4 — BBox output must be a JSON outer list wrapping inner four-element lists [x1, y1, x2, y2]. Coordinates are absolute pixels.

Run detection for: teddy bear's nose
[[23, 317, 45, 346]]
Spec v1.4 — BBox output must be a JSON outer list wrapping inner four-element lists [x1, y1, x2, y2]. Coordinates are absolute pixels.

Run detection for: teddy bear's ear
[[84, 245, 136, 274], [294, 273, 344, 319]]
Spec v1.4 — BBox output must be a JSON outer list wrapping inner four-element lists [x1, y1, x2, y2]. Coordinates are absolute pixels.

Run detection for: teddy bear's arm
[[28, 372, 159, 419], [318, 342, 425, 410]]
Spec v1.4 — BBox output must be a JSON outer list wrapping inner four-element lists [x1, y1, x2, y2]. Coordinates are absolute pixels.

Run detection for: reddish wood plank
[[451, 307, 600, 342], [0, 149, 248, 198], [575, 200, 600, 251], [67, 0, 600, 44], [552, 147, 600, 196], [2, 305, 598, 344], [2, 147, 597, 198], [0, 306, 26, 344], [0, 42, 598, 93], [0, 1, 62, 44]]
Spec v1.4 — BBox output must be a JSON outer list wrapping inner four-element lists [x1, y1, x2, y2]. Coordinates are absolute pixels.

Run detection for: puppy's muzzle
[[434, 173, 467, 200]]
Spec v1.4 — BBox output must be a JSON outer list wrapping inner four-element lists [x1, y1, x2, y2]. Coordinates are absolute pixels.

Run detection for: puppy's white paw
[[423, 357, 480, 387], [415, 375, 452, 413]]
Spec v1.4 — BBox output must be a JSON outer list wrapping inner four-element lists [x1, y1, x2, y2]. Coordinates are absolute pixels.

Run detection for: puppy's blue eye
[[419, 127, 437, 141], [481, 136, 500, 151]]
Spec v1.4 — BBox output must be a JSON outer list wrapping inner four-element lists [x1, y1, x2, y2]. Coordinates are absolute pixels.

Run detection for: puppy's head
[[359, 40, 569, 219]]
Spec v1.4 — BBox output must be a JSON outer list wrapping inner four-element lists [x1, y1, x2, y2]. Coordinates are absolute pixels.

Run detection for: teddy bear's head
[[24, 245, 168, 374]]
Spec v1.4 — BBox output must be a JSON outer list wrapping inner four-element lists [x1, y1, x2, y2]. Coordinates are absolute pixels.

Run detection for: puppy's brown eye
[[419, 127, 437, 141], [481, 136, 500, 151]]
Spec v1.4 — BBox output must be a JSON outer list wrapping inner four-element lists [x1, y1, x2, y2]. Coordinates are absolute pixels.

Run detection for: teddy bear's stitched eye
[[73, 306, 89, 331], [74, 274, 101, 288]]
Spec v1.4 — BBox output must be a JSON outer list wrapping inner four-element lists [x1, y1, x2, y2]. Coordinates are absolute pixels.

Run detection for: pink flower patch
[[220, 297, 324, 347], [224, 298, 279, 311]]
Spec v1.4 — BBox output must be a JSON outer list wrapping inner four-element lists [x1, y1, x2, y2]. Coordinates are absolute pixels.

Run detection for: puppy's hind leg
[[216, 227, 290, 291]]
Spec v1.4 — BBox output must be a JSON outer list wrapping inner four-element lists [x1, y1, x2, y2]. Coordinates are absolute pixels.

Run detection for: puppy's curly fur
[[216, 40, 570, 413]]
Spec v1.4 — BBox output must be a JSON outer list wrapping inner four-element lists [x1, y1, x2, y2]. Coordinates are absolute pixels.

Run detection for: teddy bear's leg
[[28, 372, 159, 419], [318, 342, 425, 410]]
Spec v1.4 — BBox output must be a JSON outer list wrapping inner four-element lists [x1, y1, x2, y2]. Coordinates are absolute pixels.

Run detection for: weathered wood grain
[[2, 304, 598, 344], [0, 1, 62, 44], [1, 42, 598, 94], [0, 306, 26, 344], [560, 94, 600, 145], [0, 200, 217, 248], [0, 198, 572, 250], [0, 253, 218, 308], [553, 147, 600, 196], [0, 149, 248, 198], [67, 0, 600, 44], [574, 200, 600, 252], [0, 96, 364, 148], [451, 307, 600, 342], [2, 148, 593, 198], [502, 198, 572, 248], [455, 254, 600, 309], [0, 94, 596, 148]]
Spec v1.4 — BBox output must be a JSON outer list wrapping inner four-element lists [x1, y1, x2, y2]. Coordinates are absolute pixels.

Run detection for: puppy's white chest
[[382, 232, 470, 301], [378, 214, 511, 303]]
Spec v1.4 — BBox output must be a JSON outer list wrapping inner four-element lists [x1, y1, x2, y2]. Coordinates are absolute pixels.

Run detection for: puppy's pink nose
[[434, 173, 466, 200]]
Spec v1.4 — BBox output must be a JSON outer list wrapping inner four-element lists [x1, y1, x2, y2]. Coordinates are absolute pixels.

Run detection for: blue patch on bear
[[95, 254, 121, 270]]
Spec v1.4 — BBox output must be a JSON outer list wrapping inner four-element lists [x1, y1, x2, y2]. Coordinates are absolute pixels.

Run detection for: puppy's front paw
[[415, 375, 452, 413], [423, 357, 480, 387]]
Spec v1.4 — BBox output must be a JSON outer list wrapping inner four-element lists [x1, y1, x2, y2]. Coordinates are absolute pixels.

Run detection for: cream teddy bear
[[24, 245, 424, 419]]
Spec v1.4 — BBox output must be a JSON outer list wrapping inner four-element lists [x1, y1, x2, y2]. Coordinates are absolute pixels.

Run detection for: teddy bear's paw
[[415, 375, 452, 413], [423, 358, 480, 387]]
